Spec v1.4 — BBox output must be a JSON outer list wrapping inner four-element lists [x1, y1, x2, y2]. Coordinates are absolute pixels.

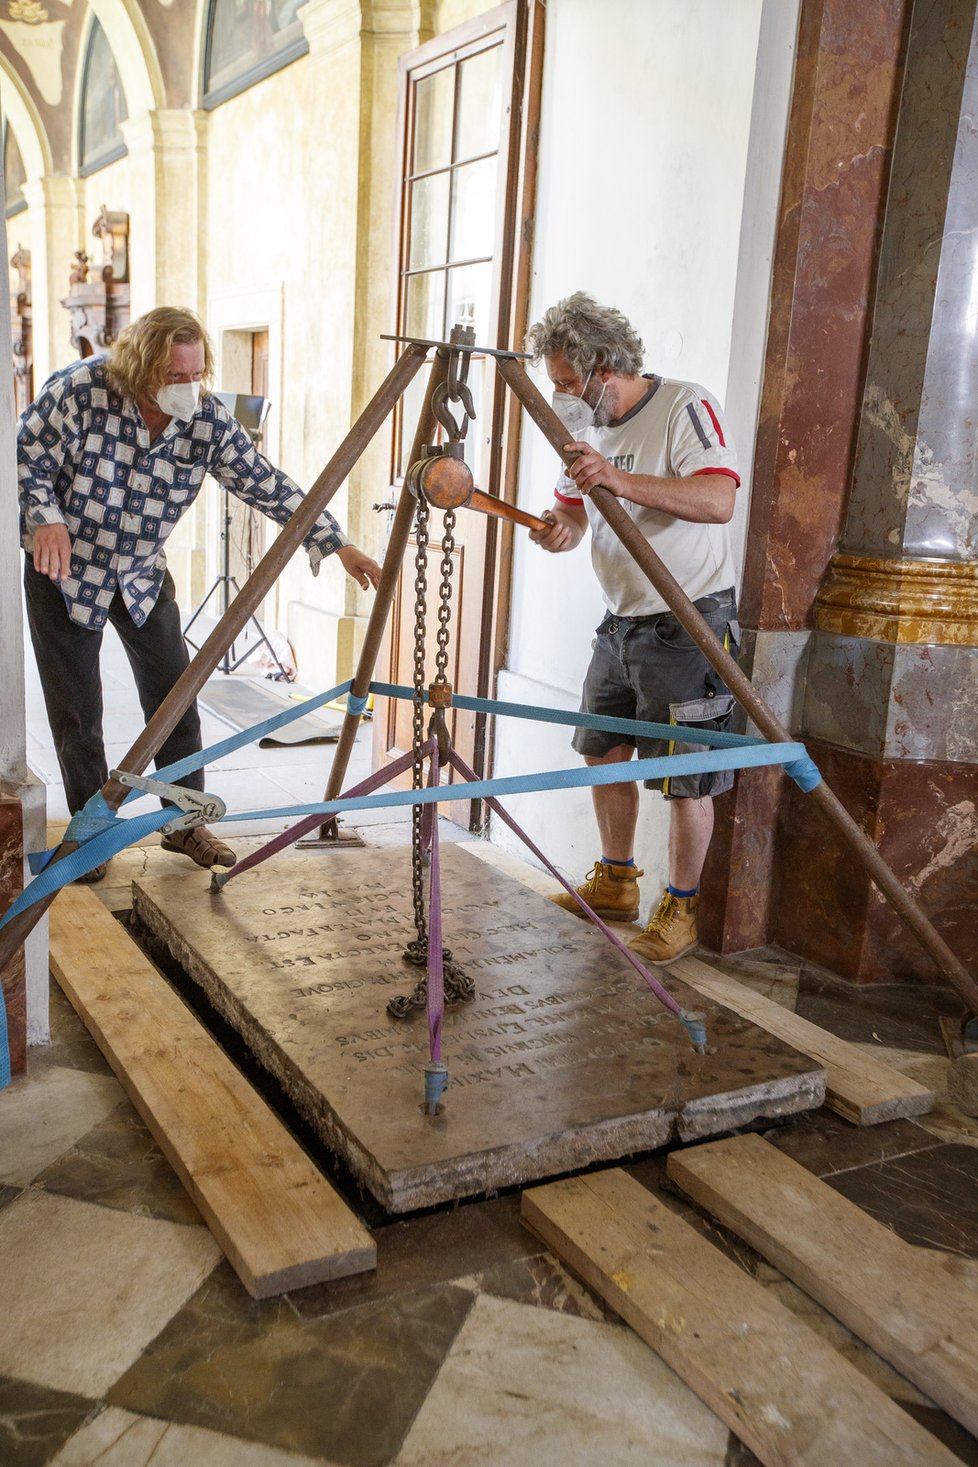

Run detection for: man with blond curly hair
[[19, 306, 381, 878]]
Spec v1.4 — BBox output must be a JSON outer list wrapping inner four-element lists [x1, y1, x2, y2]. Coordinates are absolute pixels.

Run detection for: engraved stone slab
[[133, 846, 825, 1211]]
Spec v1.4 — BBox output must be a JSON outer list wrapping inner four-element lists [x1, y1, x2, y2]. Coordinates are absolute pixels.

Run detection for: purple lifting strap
[[446, 747, 684, 1020], [425, 742, 445, 1064], [217, 745, 422, 885]]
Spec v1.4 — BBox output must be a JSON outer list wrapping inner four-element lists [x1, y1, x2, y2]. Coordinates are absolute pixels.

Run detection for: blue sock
[[603, 855, 635, 868], [668, 883, 698, 899]]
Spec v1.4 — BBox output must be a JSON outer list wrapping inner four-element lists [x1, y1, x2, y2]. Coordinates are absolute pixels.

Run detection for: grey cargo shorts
[[572, 590, 741, 798]]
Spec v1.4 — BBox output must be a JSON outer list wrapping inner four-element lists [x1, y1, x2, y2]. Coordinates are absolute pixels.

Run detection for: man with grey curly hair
[[526, 292, 741, 964]]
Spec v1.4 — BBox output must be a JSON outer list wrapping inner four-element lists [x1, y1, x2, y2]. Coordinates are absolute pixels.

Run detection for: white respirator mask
[[551, 369, 607, 438], [551, 390, 595, 438], [155, 380, 201, 420]]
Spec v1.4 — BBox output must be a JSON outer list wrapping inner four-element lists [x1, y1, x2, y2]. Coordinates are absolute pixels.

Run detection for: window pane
[[413, 66, 454, 174], [455, 46, 502, 161], [398, 273, 447, 476], [459, 353, 487, 487], [446, 261, 492, 340], [408, 172, 450, 270], [450, 157, 498, 263], [405, 270, 447, 341], [80, 18, 128, 170]]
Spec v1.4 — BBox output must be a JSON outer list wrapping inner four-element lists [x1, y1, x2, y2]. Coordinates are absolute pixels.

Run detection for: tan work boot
[[549, 860, 643, 923], [628, 889, 699, 964]]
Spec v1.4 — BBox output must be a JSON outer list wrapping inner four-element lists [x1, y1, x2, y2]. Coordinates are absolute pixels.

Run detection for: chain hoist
[[388, 330, 476, 1021]]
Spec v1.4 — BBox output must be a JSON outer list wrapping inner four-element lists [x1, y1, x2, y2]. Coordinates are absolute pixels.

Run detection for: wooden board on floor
[[667, 1132, 978, 1437], [669, 954, 933, 1124], [48, 885, 375, 1298], [522, 1169, 960, 1467]]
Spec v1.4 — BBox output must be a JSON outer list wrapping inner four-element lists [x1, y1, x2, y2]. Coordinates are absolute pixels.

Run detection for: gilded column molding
[[814, 553, 978, 644]]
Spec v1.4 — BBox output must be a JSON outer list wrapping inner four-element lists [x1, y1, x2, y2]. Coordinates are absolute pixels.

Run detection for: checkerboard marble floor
[[6, 624, 978, 1465]]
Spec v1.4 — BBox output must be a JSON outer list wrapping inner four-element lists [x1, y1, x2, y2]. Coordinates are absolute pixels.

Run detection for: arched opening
[[202, 0, 308, 110], [78, 15, 129, 176]]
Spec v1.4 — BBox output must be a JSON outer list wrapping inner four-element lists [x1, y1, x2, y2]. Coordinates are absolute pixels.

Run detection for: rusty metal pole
[[311, 347, 452, 840], [496, 354, 978, 1016], [0, 343, 429, 970]]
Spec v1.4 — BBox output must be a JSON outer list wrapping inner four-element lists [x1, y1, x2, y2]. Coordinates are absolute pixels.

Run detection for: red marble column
[[775, 743, 978, 981], [701, 0, 911, 953], [0, 791, 26, 1078]]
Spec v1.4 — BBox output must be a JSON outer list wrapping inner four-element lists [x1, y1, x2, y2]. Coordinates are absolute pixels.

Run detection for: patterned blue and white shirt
[[18, 356, 347, 628]]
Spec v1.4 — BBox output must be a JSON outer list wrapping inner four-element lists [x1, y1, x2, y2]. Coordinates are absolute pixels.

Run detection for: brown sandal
[[160, 825, 237, 869]]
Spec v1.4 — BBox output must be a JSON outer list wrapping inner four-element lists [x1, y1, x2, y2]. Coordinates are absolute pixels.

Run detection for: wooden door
[[374, 1, 544, 817]]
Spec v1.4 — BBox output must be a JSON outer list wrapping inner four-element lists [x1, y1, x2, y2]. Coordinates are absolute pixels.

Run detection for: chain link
[[388, 491, 474, 1019], [408, 495, 430, 954], [434, 508, 456, 685]]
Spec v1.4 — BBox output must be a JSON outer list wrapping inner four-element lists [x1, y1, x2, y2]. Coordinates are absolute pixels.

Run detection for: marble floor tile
[[0, 1374, 95, 1467], [30, 982, 114, 1078], [0, 1190, 220, 1397], [287, 1192, 540, 1322], [461, 1250, 613, 1322], [825, 1141, 978, 1257], [392, 1292, 729, 1466], [109, 1268, 473, 1466], [35, 1102, 202, 1226], [50, 1406, 339, 1466], [762, 1109, 941, 1177], [794, 971, 963, 1054], [0, 1064, 123, 1186]]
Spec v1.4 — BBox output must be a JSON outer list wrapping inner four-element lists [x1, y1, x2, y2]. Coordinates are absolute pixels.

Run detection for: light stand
[[182, 392, 292, 679]]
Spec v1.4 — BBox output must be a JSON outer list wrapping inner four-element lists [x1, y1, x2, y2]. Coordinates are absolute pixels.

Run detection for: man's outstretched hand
[[337, 544, 382, 590]]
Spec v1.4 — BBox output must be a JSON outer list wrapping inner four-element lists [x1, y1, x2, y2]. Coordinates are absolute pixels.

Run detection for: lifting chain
[[387, 489, 474, 1020]]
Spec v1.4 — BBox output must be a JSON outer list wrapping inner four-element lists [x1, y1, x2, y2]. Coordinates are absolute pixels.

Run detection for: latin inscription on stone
[[134, 845, 825, 1210]]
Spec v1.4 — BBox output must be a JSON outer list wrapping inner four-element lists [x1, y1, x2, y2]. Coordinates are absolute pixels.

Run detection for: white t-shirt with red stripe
[[554, 374, 741, 617]]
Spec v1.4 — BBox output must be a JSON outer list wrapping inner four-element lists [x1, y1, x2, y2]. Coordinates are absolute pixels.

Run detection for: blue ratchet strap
[[346, 691, 370, 717], [369, 681, 822, 792], [3, 804, 175, 929], [0, 982, 9, 1089], [212, 740, 817, 825], [17, 679, 356, 920]]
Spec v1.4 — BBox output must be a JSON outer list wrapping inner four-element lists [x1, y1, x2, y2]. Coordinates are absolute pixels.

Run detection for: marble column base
[[0, 791, 26, 1076], [771, 742, 977, 985], [700, 764, 782, 956]]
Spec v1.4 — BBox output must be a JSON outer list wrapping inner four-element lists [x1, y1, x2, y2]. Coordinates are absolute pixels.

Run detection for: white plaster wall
[[203, 49, 360, 686], [494, 0, 798, 910]]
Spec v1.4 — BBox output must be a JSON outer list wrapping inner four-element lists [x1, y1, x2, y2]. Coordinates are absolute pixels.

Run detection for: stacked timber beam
[[523, 1161, 973, 1465], [48, 886, 375, 1298]]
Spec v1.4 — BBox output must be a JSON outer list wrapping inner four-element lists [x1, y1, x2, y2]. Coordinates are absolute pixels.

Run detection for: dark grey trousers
[[24, 558, 204, 815]]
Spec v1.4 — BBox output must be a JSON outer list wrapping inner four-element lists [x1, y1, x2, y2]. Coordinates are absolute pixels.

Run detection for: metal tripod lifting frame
[[2, 330, 977, 1073]]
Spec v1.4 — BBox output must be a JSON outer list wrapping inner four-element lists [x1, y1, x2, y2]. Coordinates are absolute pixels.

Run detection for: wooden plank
[[667, 1133, 978, 1436], [522, 1169, 959, 1467], [670, 955, 933, 1124], [49, 886, 375, 1298]]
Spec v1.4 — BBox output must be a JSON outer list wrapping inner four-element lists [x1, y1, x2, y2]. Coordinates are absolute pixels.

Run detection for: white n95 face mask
[[551, 390, 595, 438], [155, 380, 201, 420]]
